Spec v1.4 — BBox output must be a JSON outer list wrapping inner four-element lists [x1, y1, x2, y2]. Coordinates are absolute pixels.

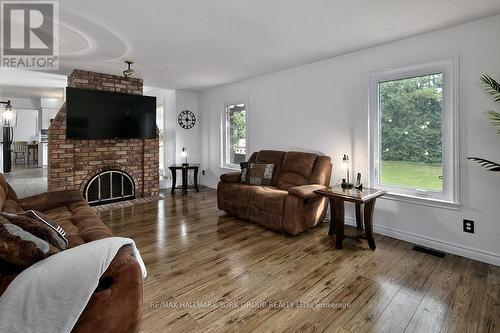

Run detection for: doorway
[[0, 70, 66, 197]]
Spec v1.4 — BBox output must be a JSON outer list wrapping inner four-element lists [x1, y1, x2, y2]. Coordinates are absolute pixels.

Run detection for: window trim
[[221, 98, 248, 170], [368, 58, 460, 206], [156, 104, 166, 177]]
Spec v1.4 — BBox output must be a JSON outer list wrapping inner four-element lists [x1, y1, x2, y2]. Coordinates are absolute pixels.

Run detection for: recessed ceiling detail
[[58, 8, 128, 63]]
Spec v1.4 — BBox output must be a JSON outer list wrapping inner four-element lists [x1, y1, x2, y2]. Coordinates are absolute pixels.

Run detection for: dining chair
[[12, 142, 29, 165]]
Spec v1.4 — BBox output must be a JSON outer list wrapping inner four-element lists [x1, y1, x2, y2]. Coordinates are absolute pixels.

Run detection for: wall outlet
[[463, 219, 474, 233], [202, 170, 206, 176]]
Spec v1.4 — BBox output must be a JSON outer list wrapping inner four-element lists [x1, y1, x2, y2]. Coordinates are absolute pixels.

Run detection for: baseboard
[[204, 180, 218, 189], [344, 217, 500, 266]]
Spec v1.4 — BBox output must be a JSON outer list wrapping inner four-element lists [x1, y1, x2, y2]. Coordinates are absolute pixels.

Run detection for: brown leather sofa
[[0, 174, 143, 333], [218, 150, 332, 235]]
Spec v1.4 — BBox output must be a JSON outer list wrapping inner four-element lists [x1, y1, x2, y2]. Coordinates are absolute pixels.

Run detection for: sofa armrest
[[18, 189, 85, 212], [101, 245, 136, 279], [288, 184, 326, 199], [220, 172, 241, 183], [74, 245, 143, 333]]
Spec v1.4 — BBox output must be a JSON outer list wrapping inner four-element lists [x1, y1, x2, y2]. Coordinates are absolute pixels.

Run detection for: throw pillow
[[0, 211, 68, 251], [0, 216, 60, 268], [240, 162, 250, 183], [248, 163, 275, 186]]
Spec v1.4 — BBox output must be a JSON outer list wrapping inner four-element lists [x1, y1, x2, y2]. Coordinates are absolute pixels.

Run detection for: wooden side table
[[169, 164, 200, 195], [314, 186, 386, 250], [27, 143, 38, 165]]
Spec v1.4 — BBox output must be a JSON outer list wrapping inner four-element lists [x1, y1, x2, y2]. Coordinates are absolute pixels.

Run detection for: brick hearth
[[48, 69, 159, 198]]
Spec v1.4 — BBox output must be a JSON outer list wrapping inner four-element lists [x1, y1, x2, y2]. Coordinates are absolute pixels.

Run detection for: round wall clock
[[178, 110, 196, 129]]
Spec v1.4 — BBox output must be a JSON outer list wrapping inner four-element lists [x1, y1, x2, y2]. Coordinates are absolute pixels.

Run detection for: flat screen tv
[[66, 87, 156, 139]]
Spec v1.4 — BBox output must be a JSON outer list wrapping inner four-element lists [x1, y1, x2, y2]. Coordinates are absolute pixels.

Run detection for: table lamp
[[181, 147, 189, 166], [341, 154, 353, 189]]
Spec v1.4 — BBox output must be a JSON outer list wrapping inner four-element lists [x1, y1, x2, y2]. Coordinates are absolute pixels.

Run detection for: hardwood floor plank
[[370, 291, 420, 333], [478, 265, 500, 333], [404, 255, 464, 333], [342, 281, 400, 333], [439, 259, 489, 333]]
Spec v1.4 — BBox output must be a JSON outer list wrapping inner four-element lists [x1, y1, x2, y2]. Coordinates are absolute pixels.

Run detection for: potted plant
[[467, 75, 500, 171]]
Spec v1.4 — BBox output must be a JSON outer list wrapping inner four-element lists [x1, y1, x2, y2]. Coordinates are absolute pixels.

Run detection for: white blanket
[[0, 237, 147, 333]]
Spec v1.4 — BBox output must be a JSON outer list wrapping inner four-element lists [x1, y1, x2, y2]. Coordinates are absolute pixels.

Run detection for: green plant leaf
[[481, 74, 500, 102], [485, 111, 500, 133], [466, 157, 500, 171]]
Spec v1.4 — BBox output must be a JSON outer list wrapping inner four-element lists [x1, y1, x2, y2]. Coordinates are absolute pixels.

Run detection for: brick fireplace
[[48, 69, 159, 201]]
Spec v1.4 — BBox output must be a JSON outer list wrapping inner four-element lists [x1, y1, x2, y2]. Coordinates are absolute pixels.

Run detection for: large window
[[369, 60, 458, 205], [156, 104, 165, 178], [222, 102, 247, 168]]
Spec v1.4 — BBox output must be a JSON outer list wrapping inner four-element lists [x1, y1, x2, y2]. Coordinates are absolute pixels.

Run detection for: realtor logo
[[1, 0, 59, 69]]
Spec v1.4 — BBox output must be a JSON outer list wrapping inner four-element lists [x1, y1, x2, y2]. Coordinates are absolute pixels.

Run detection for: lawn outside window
[[368, 59, 459, 207]]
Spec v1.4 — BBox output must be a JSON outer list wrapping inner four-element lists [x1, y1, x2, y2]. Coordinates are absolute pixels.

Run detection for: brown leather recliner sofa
[[0, 174, 143, 333], [218, 150, 332, 235]]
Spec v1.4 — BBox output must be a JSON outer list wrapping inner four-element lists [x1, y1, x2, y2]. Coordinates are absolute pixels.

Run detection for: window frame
[[368, 58, 460, 207], [221, 98, 248, 170], [156, 104, 166, 178]]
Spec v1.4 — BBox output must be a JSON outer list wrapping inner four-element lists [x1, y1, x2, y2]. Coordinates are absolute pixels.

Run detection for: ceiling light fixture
[[123, 60, 135, 78], [0, 100, 17, 127]]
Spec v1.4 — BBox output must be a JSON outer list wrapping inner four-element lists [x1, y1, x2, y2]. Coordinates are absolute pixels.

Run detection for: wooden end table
[[169, 164, 200, 195], [314, 186, 386, 250], [27, 143, 38, 165]]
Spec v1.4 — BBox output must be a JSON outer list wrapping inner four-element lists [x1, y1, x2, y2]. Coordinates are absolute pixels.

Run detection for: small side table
[[314, 186, 386, 250], [27, 143, 39, 165], [169, 164, 200, 195]]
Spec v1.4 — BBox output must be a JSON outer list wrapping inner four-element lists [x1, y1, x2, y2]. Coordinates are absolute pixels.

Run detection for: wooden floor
[[99, 189, 499, 333]]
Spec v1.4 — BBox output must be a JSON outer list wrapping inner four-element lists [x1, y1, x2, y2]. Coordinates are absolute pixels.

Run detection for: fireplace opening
[[84, 170, 135, 206]]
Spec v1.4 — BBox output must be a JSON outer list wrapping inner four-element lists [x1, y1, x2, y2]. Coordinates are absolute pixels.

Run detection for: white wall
[[143, 87, 200, 187], [176, 90, 200, 164], [14, 110, 39, 142], [143, 86, 176, 188], [198, 15, 500, 265]]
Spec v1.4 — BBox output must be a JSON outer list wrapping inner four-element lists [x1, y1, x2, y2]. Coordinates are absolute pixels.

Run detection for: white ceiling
[[46, 1, 500, 90]]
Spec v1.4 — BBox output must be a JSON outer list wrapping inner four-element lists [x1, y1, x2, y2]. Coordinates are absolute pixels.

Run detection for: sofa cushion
[[0, 179, 22, 213], [310, 155, 332, 186], [0, 216, 60, 268], [43, 201, 112, 247], [255, 150, 286, 186], [0, 211, 68, 250], [240, 162, 249, 183], [277, 152, 318, 190], [249, 186, 288, 214], [247, 163, 275, 186], [21, 210, 68, 247], [0, 174, 18, 212], [0, 185, 6, 212], [221, 182, 259, 203], [4, 199, 22, 212]]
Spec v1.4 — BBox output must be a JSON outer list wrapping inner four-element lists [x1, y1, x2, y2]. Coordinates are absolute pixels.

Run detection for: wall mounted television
[[66, 87, 156, 139]]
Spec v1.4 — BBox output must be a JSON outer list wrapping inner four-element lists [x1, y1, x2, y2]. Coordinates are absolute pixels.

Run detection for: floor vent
[[413, 245, 446, 258]]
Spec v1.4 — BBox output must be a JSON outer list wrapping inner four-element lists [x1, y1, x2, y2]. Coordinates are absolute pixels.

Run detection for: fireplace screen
[[84, 170, 135, 205]]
